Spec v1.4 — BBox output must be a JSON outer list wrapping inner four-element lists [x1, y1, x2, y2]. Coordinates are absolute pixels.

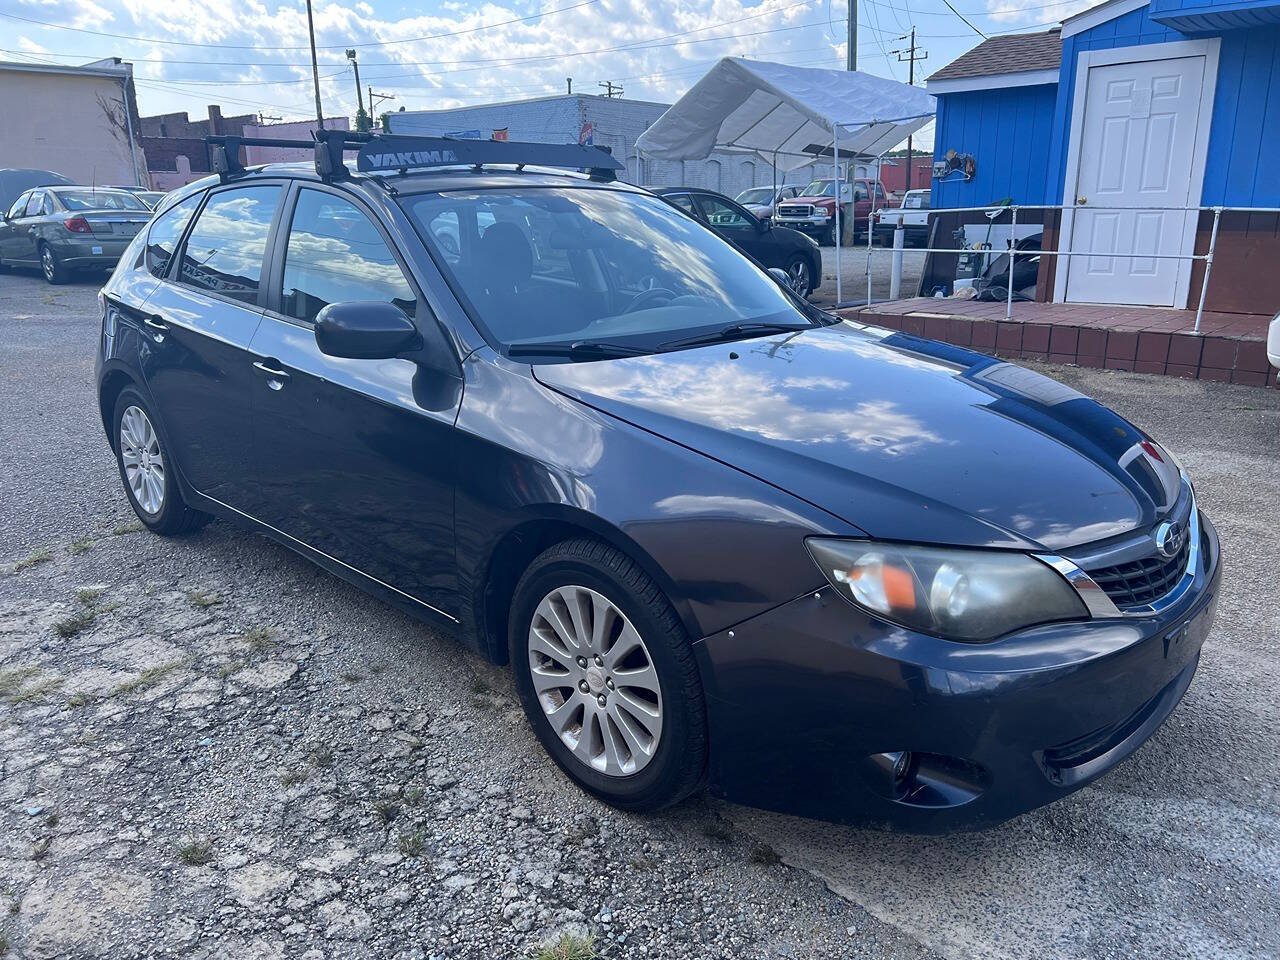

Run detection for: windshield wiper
[[658, 321, 810, 352], [506, 339, 651, 361]]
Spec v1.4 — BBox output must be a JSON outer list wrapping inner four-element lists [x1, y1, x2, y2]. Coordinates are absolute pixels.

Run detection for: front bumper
[[694, 514, 1222, 833], [775, 215, 830, 233]]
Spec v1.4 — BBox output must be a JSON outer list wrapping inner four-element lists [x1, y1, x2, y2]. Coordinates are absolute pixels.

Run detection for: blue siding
[[1202, 25, 1280, 204], [930, 84, 1059, 208], [1046, 4, 1184, 203]]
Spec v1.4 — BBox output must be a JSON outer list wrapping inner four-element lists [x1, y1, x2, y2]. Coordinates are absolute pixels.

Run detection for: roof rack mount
[[204, 130, 622, 184]]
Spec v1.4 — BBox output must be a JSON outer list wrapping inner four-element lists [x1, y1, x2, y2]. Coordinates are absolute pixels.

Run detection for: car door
[[246, 183, 461, 615], [693, 192, 777, 267], [138, 183, 284, 507], [0, 191, 32, 262], [7, 191, 44, 264]]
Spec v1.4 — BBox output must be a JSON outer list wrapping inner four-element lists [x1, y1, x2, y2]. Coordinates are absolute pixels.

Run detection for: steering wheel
[[623, 286, 678, 314]]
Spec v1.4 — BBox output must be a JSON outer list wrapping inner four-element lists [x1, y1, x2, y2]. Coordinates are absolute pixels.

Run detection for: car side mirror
[[314, 301, 421, 360], [767, 267, 790, 286]]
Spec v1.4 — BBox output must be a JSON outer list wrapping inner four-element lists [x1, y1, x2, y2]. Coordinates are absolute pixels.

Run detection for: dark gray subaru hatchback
[[95, 133, 1221, 832]]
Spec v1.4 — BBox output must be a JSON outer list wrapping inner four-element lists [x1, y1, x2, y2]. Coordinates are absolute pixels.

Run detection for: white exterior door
[[1064, 54, 1207, 306]]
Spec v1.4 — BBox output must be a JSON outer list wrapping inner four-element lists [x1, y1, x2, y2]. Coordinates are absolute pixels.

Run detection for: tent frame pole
[[834, 126, 842, 307]]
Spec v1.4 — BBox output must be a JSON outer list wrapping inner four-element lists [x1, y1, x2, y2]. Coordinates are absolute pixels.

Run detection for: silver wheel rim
[[119, 405, 165, 515], [787, 259, 809, 294], [42, 248, 54, 280], [528, 585, 663, 777]]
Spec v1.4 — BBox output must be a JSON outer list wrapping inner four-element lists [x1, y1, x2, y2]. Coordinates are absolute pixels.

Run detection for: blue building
[[925, 0, 1280, 315]]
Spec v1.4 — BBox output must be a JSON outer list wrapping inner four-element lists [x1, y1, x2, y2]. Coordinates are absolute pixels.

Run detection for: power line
[[940, 0, 989, 38], [0, 0, 602, 51]]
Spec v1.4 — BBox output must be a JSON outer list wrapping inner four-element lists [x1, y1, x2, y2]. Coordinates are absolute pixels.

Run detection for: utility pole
[[566, 77, 573, 95], [892, 28, 928, 189], [598, 80, 623, 98], [306, 0, 324, 128], [258, 113, 282, 125], [368, 88, 396, 129], [346, 49, 365, 116], [847, 0, 857, 70]]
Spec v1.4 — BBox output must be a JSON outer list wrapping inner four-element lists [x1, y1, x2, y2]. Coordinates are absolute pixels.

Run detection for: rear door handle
[[141, 315, 168, 342], [252, 360, 291, 390]]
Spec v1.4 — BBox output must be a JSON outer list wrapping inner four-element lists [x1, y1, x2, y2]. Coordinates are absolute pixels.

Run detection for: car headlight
[[805, 539, 1088, 642]]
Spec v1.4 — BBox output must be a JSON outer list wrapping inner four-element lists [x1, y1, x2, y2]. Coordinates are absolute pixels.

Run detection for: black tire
[[111, 387, 209, 536], [40, 244, 67, 285], [820, 223, 836, 247], [509, 538, 707, 812]]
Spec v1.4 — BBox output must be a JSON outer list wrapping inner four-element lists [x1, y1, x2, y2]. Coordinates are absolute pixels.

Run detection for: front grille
[[777, 204, 812, 218], [1088, 533, 1190, 608]]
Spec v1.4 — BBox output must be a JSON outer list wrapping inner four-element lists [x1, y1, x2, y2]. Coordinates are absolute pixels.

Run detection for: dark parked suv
[[96, 133, 1221, 832]]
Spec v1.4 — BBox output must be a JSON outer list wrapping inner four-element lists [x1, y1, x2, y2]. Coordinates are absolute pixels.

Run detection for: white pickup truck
[[874, 188, 931, 247]]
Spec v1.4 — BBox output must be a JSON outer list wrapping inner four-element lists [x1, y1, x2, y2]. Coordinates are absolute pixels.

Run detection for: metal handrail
[[852, 201, 1280, 332]]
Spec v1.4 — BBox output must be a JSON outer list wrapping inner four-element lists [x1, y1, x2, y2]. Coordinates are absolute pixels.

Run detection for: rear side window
[[24, 192, 44, 217], [178, 186, 281, 305], [146, 194, 201, 278], [280, 188, 415, 323]]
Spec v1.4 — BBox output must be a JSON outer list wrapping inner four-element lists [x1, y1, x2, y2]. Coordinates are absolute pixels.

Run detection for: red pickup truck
[[773, 177, 899, 245]]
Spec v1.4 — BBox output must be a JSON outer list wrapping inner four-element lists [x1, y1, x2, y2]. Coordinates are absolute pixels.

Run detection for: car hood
[[533, 323, 1182, 551], [789, 195, 835, 205]]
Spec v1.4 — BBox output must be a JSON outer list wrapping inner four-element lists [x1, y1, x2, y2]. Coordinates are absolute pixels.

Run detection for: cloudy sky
[[3, 0, 1099, 130]]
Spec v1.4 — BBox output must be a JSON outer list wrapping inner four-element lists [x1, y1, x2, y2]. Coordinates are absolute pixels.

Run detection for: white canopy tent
[[635, 58, 936, 305]]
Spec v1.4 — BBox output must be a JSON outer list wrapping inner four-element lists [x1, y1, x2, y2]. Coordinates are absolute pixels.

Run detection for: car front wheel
[[784, 254, 814, 296], [510, 538, 707, 811], [112, 387, 209, 535]]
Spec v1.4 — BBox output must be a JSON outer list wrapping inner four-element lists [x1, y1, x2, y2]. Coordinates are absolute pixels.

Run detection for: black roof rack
[[204, 130, 623, 184]]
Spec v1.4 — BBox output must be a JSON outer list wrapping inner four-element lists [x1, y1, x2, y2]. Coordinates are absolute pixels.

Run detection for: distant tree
[[354, 107, 372, 133], [379, 112, 392, 132]]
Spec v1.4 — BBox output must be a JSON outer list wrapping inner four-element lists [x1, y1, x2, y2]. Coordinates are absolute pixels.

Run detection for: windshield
[[801, 180, 837, 197], [402, 187, 815, 359], [56, 189, 147, 211], [736, 188, 773, 205]]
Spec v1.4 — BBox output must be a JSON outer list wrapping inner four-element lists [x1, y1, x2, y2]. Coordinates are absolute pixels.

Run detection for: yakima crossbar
[[204, 130, 622, 184]]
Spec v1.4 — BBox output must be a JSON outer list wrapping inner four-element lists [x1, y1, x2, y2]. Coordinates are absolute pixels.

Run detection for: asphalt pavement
[[1, 266, 1277, 959]]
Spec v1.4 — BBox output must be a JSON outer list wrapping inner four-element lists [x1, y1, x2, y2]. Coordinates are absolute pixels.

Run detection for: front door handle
[[252, 360, 291, 390], [141, 315, 168, 342]]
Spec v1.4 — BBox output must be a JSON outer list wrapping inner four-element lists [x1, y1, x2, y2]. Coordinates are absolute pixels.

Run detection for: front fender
[[453, 351, 860, 648]]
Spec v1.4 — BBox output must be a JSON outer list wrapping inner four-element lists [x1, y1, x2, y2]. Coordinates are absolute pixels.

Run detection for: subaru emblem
[[1154, 520, 1184, 559]]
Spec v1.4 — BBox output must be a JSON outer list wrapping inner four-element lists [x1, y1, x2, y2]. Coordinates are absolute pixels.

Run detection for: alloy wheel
[[119, 405, 166, 515], [41, 248, 56, 282], [786, 259, 810, 295], [527, 585, 664, 777]]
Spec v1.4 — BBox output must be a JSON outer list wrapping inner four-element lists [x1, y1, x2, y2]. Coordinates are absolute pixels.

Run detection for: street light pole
[[306, 0, 324, 129], [346, 49, 365, 119]]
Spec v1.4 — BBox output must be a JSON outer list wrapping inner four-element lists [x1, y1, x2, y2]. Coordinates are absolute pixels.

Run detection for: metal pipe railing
[[852, 202, 1280, 332]]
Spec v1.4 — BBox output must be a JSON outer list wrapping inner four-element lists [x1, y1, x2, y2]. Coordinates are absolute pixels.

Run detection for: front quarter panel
[[453, 350, 860, 646]]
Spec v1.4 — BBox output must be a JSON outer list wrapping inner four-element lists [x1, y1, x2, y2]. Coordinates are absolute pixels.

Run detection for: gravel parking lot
[[1, 269, 1277, 960], [811, 246, 927, 308]]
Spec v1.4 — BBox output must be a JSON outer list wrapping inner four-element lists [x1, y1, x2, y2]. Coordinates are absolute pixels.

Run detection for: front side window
[[664, 193, 697, 216], [696, 195, 753, 229], [178, 185, 281, 304], [7, 192, 30, 219], [280, 189, 416, 323], [402, 187, 812, 357], [146, 194, 201, 278], [56, 189, 147, 211]]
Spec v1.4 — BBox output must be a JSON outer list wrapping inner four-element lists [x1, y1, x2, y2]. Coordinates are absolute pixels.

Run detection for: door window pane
[[696, 195, 752, 228], [179, 185, 281, 304], [6, 193, 29, 219], [24, 192, 44, 217], [665, 193, 697, 216], [146, 194, 202, 279], [281, 189, 416, 323]]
